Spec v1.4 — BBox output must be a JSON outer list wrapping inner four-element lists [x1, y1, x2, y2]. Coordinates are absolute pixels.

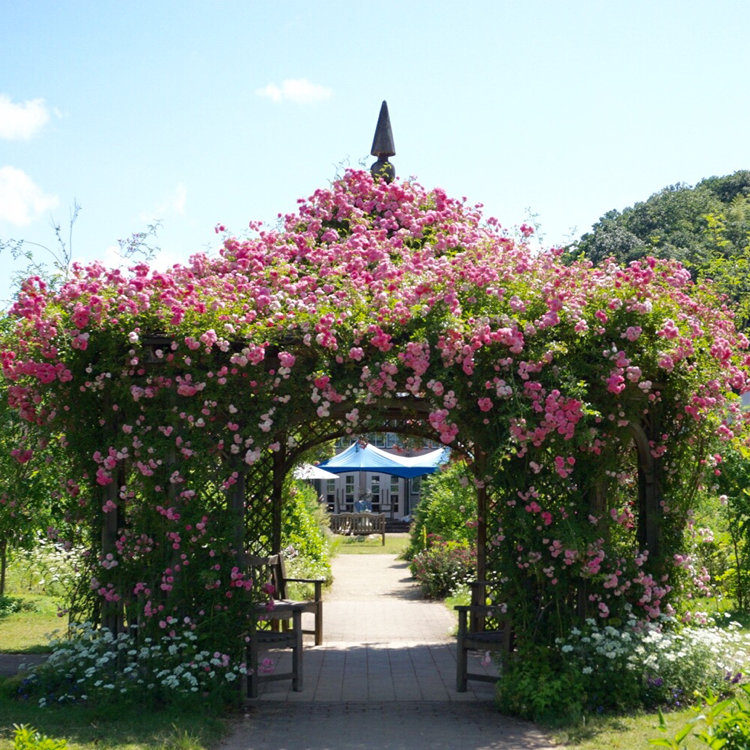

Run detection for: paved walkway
[[219, 553, 557, 750]]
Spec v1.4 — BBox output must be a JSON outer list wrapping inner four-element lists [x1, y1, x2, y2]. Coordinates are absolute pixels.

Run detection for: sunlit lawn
[[330, 531, 409, 556], [552, 707, 709, 749], [0, 696, 230, 750], [0, 595, 64, 653]]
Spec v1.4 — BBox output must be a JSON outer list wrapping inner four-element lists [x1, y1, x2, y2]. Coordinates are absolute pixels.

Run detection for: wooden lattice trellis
[[92, 326, 674, 642]]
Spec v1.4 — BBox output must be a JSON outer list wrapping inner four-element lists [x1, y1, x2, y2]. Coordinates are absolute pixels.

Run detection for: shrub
[[282, 481, 331, 588], [0, 595, 33, 617], [16, 622, 245, 709], [405, 461, 477, 560], [558, 615, 750, 714], [497, 616, 750, 726], [496, 645, 586, 726], [409, 540, 475, 598], [12, 725, 67, 750]]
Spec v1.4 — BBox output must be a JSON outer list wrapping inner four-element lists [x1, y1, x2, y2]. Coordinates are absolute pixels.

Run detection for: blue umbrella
[[318, 441, 447, 478]]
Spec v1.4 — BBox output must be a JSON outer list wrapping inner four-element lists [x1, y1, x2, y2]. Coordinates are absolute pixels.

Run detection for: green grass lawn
[[552, 707, 709, 749], [330, 531, 409, 556], [0, 697, 230, 750], [0, 595, 64, 653]]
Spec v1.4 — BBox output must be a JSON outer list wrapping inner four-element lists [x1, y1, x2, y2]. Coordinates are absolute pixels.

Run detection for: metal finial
[[370, 100, 395, 183]]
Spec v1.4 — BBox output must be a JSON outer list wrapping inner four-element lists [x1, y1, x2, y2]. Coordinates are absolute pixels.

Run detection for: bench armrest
[[455, 604, 510, 643], [285, 577, 326, 584], [285, 577, 324, 602]]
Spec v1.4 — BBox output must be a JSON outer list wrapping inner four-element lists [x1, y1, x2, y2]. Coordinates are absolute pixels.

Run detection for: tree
[[405, 460, 477, 560], [571, 170, 750, 328]]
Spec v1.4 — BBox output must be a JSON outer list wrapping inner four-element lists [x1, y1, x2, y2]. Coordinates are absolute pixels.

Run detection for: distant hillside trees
[[571, 170, 750, 329]]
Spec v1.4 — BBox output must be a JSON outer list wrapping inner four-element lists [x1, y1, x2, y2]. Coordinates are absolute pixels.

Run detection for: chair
[[248, 553, 325, 645], [455, 580, 513, 692], [247, 603, 303, 698]]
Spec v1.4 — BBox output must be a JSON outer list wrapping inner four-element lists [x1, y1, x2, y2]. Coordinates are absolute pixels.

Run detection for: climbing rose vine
[[2, 169, 749, 654]]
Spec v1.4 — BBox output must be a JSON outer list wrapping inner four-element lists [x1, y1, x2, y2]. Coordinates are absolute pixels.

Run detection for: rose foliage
[[2, 170, 750, 656]]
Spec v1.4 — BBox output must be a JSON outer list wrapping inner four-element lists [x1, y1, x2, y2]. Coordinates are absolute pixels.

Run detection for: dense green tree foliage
[[572, 170, 750, 328], [404, 460, 477, 560]]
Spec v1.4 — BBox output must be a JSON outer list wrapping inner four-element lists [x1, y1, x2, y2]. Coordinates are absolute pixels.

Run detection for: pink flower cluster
[[2, 169, 749, 645]]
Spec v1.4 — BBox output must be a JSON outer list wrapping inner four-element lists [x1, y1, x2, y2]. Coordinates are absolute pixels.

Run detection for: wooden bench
[[329, 512, 386, 545], [247, 602, 303, 698], [248, 553, 325, 645], [455, 580, 513, 692]]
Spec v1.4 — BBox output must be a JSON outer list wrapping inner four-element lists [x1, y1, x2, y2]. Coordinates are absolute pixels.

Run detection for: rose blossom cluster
[[3, 170, 749, 648]]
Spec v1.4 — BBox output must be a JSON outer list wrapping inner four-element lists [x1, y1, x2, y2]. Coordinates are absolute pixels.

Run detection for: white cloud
[[160, 182, 187, 216], [100, 243, 126, 271], [0, 166, 59, 225], [0, 95, 50, 140], [141, 182, 188, 224], [173, 183, 187, 214], [255, 78, 333, 104]]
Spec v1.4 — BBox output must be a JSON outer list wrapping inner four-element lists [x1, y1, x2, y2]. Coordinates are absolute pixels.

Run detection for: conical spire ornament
[[370, 100, 396, 183]]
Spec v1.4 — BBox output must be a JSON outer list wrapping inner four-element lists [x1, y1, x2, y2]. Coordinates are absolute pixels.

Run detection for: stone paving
[[250, 555, 497, 703], [218, 552, 557, 749]]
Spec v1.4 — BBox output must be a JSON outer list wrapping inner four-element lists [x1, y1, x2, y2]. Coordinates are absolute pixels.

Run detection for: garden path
[[219, 551, 556, 750]]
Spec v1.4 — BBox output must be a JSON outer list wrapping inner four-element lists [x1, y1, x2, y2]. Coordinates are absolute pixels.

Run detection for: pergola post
[[101, 479, 121, 633], [474, 451, 488, 585], [631, 420, 663, 566], [271, 450, 285, 554]]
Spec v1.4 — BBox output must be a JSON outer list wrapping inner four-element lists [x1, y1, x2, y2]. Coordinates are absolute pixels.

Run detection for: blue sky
[[1, 0, 749, 304]]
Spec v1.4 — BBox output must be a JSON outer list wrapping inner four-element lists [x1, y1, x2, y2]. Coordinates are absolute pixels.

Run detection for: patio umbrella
[[292, 463, 341, 481], [318, 442, 448, 478]]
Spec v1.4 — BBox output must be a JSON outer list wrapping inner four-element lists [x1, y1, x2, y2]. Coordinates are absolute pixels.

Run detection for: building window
[[370, 474, 381, 512], [345, 475, 355, 510], [390, 475, 400, 513], [411, 476, 422, 501]]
